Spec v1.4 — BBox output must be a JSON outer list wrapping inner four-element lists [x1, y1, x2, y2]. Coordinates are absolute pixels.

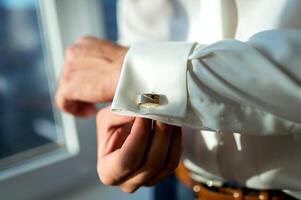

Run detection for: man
[[56, 0, 301, 199]]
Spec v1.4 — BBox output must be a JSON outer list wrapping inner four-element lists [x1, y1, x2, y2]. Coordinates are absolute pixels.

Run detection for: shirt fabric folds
[[113, 0, 301, 198]]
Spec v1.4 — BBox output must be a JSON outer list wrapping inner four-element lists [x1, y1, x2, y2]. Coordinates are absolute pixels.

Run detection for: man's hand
[[96, 106, 182, 193], [56, 36, 128, 117]]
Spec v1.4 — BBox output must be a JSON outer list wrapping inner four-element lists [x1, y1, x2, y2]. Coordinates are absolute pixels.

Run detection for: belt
[[175, 162, 296, 200]]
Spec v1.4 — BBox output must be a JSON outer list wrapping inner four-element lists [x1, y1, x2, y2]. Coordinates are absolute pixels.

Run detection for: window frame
[[0, 0, 106, 199], [0, 0, 80, 181]]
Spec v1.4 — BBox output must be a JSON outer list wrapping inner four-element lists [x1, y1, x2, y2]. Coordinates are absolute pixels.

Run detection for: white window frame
[[0, 0, 106, 199]]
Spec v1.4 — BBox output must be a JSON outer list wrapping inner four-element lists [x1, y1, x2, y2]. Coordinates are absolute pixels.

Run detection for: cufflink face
[[136, 93, 161, 108]]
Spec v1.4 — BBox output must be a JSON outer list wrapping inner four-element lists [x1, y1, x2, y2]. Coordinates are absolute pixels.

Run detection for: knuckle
[[60, 70, 73, 86], [65, 44, 87, 62], [55, 89, 62, 101], [66, 44, 81, 57], [121, 185, 138, 194], [97, 164, 116, 186], [55, 92, 64, 109], [55, 89, 68, 110], [98, 175, 114, 186]]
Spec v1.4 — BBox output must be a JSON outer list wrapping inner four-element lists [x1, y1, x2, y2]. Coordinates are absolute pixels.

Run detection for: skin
[[55, 36, 182, 192], [97, 107, 182, 192], [56, 36, 127, 117]]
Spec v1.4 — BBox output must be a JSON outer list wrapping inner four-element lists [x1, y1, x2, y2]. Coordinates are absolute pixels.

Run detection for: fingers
[[56, 52, 106, 116], [55, 94, 97, 117], [120, 122, 172, 193], [96, 107, 135, 156], [97, 106, 135, 129], [55, 60, 113, 115], [97, 118, 153, 186], [56, 37, 126, 116], [145, 126, 182, 186], [95, 107, 183, 193]]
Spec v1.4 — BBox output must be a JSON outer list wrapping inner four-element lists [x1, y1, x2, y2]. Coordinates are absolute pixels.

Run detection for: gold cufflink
[[136, 93, 161, 108]]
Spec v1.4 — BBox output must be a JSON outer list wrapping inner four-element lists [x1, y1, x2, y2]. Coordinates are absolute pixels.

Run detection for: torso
[[178, 0, 301, 193]]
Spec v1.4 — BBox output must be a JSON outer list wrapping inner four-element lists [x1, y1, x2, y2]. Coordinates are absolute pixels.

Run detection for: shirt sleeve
[[117, 0, 172, 46], [111, 29, 301, 135]]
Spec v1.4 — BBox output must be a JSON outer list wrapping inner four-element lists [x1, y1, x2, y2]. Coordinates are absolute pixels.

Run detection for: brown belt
[[175, 162, 296, 200]]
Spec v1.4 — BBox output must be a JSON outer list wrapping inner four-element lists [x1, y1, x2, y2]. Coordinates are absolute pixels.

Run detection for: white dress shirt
[[112, 0, 301, 198]]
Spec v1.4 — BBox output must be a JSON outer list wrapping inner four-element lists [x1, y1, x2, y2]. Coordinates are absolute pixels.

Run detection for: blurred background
[[0, 0, 154, 199]]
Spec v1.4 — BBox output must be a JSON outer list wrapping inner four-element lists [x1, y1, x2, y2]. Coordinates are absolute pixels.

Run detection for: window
[[0, 0, 78, 180], [0, 0, 66, 171], [0, 0, 118, 199]]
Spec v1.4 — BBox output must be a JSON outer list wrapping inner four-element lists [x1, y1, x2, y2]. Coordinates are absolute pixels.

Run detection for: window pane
[[0, 0, 64, 167]]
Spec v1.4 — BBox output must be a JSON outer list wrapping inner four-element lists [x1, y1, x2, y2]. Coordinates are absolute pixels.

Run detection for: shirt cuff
[[111, 42, 196, 123]]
